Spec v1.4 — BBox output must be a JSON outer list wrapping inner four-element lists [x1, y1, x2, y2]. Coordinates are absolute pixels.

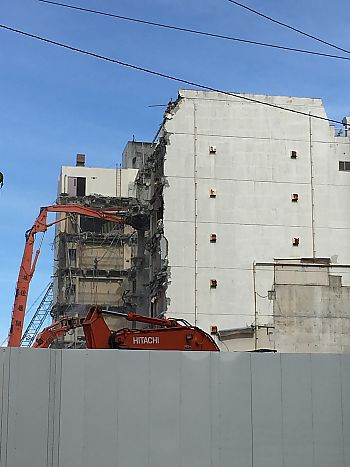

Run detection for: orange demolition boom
[[34, 306, 219, 351], [33, 316, 84, 348], [8, 205, 125, 347]]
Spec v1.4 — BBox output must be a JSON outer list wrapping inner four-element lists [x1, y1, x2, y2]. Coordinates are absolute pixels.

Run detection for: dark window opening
[[68, 249, 76, 267], [80, 217, 118, 234], [339, 161, 350, 171], [76, 177, 86, 196], [65, 284, 76, 301]]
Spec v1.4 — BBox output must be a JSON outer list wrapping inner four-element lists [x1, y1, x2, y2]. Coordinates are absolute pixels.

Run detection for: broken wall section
[[122, 139, 169, 317]]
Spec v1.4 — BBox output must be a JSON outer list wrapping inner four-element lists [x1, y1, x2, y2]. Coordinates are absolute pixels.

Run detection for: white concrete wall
[[162, 90, 350, 348], [58, 166, 138, 198]]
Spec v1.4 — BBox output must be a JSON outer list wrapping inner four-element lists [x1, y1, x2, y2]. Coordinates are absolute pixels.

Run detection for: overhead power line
[[226, 0, 350, 55], [35, 0, 350, 62], [0, 22, 348, 128]]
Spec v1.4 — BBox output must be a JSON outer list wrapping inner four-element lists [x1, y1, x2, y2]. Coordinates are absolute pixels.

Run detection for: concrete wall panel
[[164, 220, 195, 268]]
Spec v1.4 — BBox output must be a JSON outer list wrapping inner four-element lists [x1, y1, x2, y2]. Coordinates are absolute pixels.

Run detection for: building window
[[68, 249, 76, 267], [80, 217, 115, 233], [292, 237, 300, 246], [76, 177, 86, 196], [339, 161, 350, 171], [65, 283, 76, 302]]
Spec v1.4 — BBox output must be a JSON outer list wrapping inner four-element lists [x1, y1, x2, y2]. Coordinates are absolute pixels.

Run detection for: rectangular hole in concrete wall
[[76, 177, 86, 196]]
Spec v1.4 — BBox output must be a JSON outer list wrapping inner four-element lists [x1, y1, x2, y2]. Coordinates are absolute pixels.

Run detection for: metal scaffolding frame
[[21, 282, 54, 347]]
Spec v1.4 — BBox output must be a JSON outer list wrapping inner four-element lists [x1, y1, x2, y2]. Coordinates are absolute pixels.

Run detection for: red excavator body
[[84, 306, 219, 351], [34, 306, 219, 352]]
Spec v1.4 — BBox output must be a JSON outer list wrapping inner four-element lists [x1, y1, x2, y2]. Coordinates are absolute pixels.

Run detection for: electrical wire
[[226, 0, 350, 55], [256, 292, 268, 299], [0, 22, 348, 128], [35, 0, 350, 62]]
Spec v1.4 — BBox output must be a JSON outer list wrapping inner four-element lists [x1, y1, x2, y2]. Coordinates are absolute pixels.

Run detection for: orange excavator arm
[[8, 205, 125, 348], [34, 306, 219, 351], [33, 316, 84, 348]]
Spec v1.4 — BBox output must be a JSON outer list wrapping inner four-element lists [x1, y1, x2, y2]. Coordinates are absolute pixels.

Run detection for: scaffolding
[[21, 282, 54, 347]]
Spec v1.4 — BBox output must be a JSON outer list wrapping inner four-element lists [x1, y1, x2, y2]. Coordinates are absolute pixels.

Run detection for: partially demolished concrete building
[[54, 91, 350, 352], [53, 154, 150, 345]]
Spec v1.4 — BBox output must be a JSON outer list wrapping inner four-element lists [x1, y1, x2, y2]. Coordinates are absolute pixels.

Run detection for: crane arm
[[8, 204, 125, 347]]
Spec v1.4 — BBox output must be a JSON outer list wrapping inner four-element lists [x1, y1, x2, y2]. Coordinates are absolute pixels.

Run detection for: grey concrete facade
[[131, 90, 350, 352], [0, 348, 349, 467]]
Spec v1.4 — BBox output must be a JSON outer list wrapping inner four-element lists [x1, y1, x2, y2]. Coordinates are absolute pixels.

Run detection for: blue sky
[[0, 0, 349, 343]]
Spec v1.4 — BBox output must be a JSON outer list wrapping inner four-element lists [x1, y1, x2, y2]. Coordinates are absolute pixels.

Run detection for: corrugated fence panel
[[218, 353, 252, 467], [77, 350, 119, 467], [280, 354, 313, 467], [0, 349, 349, 467], [115, 350, 150, 467], [311, 354, 344, 467], [58, 350, 86, 467], [5, 349, 51, 467], [251, 354, 283, 467], [0, 348, 8, 467], [148, 351, 181, 467], [341, 354, 350, 465], [179, 352, 212, 467]]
